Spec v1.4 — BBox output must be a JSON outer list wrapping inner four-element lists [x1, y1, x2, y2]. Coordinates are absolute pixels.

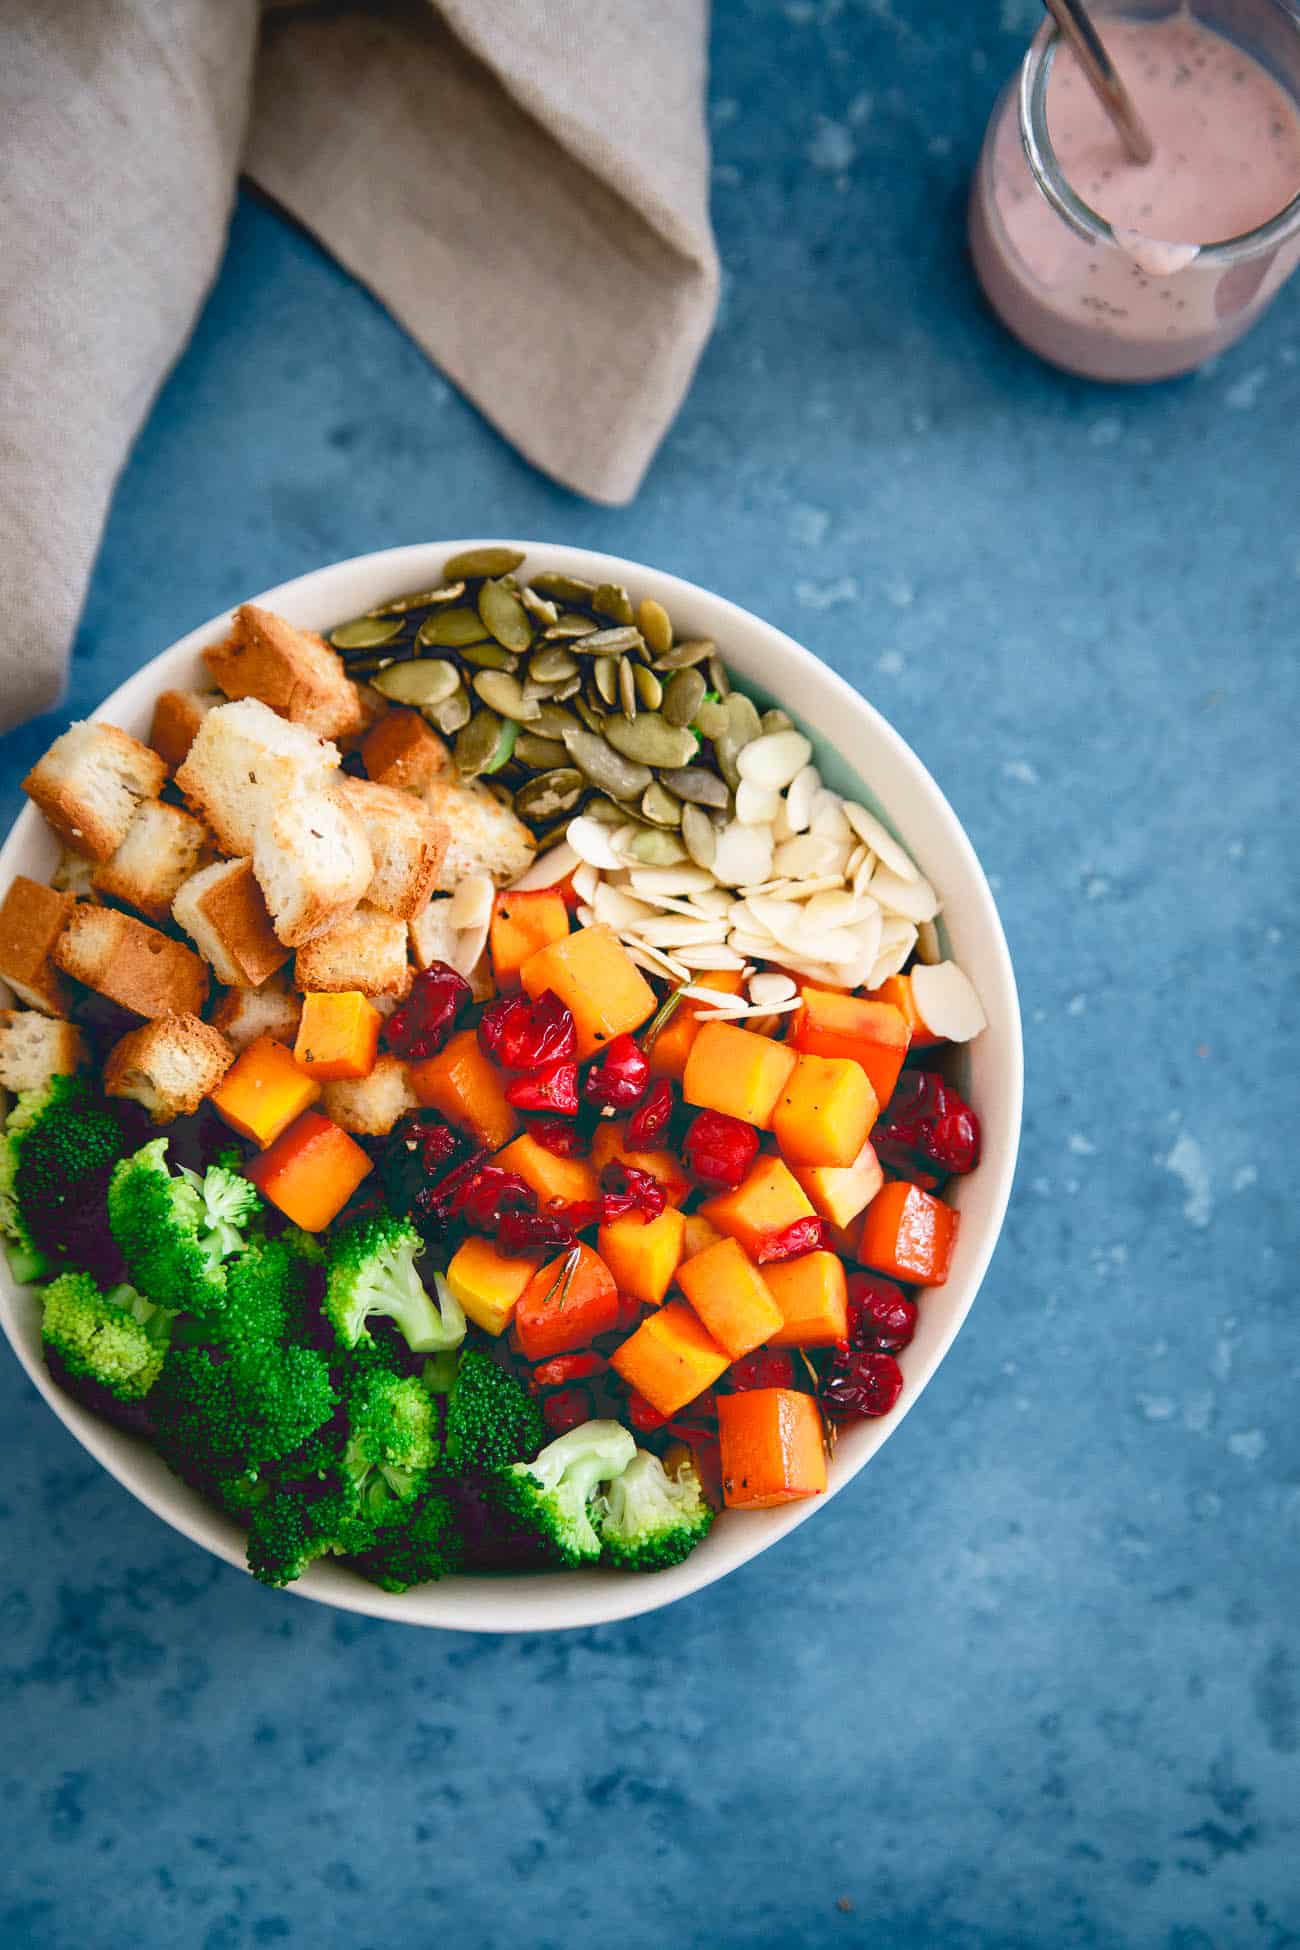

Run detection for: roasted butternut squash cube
[[790, 988, 911, 1108], [859, 1180, 958, 1285], [494, 1131, 599, 1209], [865, 972, 943, 1049], [698, 1155, 815, 1259], [409, 1028, 518, 1149], [244, 1110, 371, 1231], [676, 1236, 784, 1360], [212, 1032, 321, 1148], [771, 1052, 878, 1168], [718, 1388, 827, 1508], [597, 1206, 686, 1308], [647, 970, 746, 1079], [515, 1243, 620, 1361], [681, 1211, 725, 1259], [683, 1021, 797, 1129], [445, 1235, 534, 1337], [610, 1299, 730, 1419], [792, 1141, 883, 1229], [520, 924, 655, 1061], [590, 1120, 691, 1205], [762, 1250, 849, 1347], [490, 888, 570, 989], [294, 989, 382, 1081]]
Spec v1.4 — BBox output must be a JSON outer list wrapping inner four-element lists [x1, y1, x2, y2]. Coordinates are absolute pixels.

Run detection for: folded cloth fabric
[[0, 0, 718, 731]]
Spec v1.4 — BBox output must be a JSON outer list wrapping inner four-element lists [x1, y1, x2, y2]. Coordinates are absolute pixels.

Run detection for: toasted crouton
[[22, 722, 168, 863], [52, 905, 209, 1019], [0, 876, 75, 1015], [209, 972, 303, 1052], [334, 777, 445, 920], [0, 1010, 89, 1092], [171, 858, 290, 988], [421, 776, 535, 891], [252, 791, 373, 947], [50, 849, 100, 901], [321, 1056, 417, 1137], [362, 708, 450, 792], [293, 903, 412, 999], [175, 698, 339, 854], [342, 682, 388, 753], [103, 1013, 234, 1124], [149, 689, 222, 771], [92, 800, 210, 925], [205, 604, 363, 741]]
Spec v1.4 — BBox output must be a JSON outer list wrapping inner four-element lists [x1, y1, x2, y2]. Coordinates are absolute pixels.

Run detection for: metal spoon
[[1043, 0, 1155, 165]]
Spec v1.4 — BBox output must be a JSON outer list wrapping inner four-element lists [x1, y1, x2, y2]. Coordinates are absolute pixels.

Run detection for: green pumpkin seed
[[520, 586, 560, 626], [713, 691, 762, 791], [543, 612, 600, 640], [593, 658, 620, 708], [367, 581, 466, 617], [618, 657, 638, 721], [443, 546, 526, 580], [584, 795, 627, 825], [574, 695, 605, 735], [761, 708, 794, 737], [346, 649, 412, 680], [460, 640, 519, 671], [707, 654, 731, 698], [371, 657, 462, 707], [531, 571, 596, 605], [418, 606, 490, 648], [472, 670, 541, 722], [429, 684, 472, 735], [681, 803, 718, 869], [552, 676, 583, 702], [640, 782, 682, 828], [604, 713, 700, 769], [694, 697, 729, 741], [561, 726, 654, 800], [530, 817, 578, 853], [577, 625, 643, 657], [478, 577, 533, 654], [629, 827, 687, 866], [652, 636, 715, 671], [661, 667, 707, 729], [514, 768, 585, 822], [456, 708, 505, 778], [637, 597, 674, 657], [483, 718, 519, 774], [632, 665, 663, 710], [592, 582, 634, 625], [329, 615, 406, 652], [532, 701, 581, 740], [529, 644, 580, 684], [660, 764, 730, 809], [514, 732, 569, 770]]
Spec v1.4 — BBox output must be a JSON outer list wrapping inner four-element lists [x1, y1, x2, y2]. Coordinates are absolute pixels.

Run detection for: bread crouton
[[103, 1013, 234, 1124], [252, 791, 373, 947], [209, 972, 302, 1052], [92, 800, 210, 925], [321, 1056, 417, 1137], [335, 777, 445, 920], [293, 903, 412, 999], [149, 689, 222, 771], [51, 850, 99, 901], [52, 905, 209, 1019], [175, 697, 339, 855], [0, 1009, 89, 1092], [171, 858, 290, 988], [362, 708, 450, 792], [22, 722, 168, 863], [342, 682, 388, 753], [0, 876, 75, 1015], [205, 604, 363, 741], [422, 776, 534, 891]]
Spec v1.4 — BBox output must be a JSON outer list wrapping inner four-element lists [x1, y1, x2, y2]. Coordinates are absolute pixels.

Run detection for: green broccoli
[[496, 1419, 637, 1567], [108, 1138, 261, 1315], [347, 1491, 466, 1592], [40, 1270, 171, 1403], [595, 1448, 715, 1571], [444, 1347, 544, 1475], [217, 1235, 322, 1348], [324, 1215, 465, 1356], [1, 1076, 133, 1277], [246, 1476, 355, 1588], [340, 1364, 440, 1526], [421, 1349, 461, 1395], [151, 1337, 338, 1475]]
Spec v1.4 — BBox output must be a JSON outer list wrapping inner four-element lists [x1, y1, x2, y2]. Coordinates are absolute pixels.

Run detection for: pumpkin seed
[[532, 701, 581, 740], [577, 625, 643, 657], [514, 767, 585, 821], [346, 649, 412, 680], [478, 577, 533, 654], [681, 802, 718, 869], [460, 640, 519, 671], [371, 657, 462, 707], [637, 597, 674, 656], [456, 708, 505, 778], [593, 658, 620, 708], [367, 581, 466, 617], [604, 712, 700, 769], [693, 697, 729, 741], [659, 764, 731, 809], [514, 732, 569, 770], [653, 636, 715, 671], [629, 827, 687, 866], [714, 691, 761, 790], [531, 817, 577, 853], [520, 586, 559, 626], [552, 676, 583, 701], [592, 582, 634, 625], [707, 654, 731, 698], [761, 708, 794, 737], [640, 781, 682, 828], [661, 667, 707, 728], [575, 695, 605, 735], [529, 644, 580, 684], [618, 657, 638, 721], [472, 670, 541, 722], [418, 606, 489, 648], [330, 615, 405, 652], [561, 726, 653, 800], [633, 665, 663, 710], [520, 676, 555, 705], [543, 612, 600, 640], [584, 796, 627, 825], [429, 684, 472, 735], [531, 571, 596, 605], [443, 546, 526, 580], [483, 717, 519, 774]]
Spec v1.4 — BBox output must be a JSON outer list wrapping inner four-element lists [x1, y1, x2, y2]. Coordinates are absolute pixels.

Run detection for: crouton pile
[[0, 603, 536, 1134]]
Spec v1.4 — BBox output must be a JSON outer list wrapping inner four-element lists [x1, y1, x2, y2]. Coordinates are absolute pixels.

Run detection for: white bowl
[[0, 542, 1022, 1632]]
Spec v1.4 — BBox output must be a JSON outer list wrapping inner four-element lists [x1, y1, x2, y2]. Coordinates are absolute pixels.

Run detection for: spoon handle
[[1043, 0, 1155, 165]]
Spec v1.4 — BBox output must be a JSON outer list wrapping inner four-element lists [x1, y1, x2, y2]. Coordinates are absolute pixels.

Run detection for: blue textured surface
[[2, 2, 1297, 1945]]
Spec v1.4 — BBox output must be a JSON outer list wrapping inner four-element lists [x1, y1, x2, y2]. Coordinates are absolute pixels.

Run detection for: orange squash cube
[[647, 970, 746, 1079], [515, 1243, 620, 1361], [212, 1032, 321, 1148], [495, 1132, 599, 1210], [865, 972, 944, 1049], [590, 1121, 691, 1205], [792, 1140, 883, 1230], [771, 1052, 878, 1168], [490, 888, 570, 989], [445, 1235, 534, 1337], [610, 1299, 730, 1419], [682, 1211, 725, 1258], [597, 1206, 686, 1308], [409, 1028, 518, 1150], [676, 1236, 784, 1360], [859, 1180, 958, 1285], [762, 1251, 849, 1347], [718, 1388, 827, 1508], [698, 1155, 815, 1259], [244, 1110, 372, 1231], [293, 990, 382, 1082], [520, 924, 656, 1061], [683, 1021, 797, 1129], [790, 988, 911, 1108]]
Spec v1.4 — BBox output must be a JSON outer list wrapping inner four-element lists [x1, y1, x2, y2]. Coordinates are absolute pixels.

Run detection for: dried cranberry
[[528, 1119, 584, 1158], [478, 989, 577, 1072], [504, 1059, 579, 1116], [683, 1109, 759, 1188], [627, 1077, 674, 1148], [448, 1166, 537, 1233], [496, 1210, 576, 1257], [583, 1033, 650, 1112], [846, 1272, 917, 1352], [611, 1290, 646, 1335], [542, 1385, 595, 1436], [379, 1112, 465, 1216], [726, 1349, 798, 1392], [385, 962, 471, 1060], [666, 1389, 719, 1441], [624, 1388, 668, 1433], [547, 1197, 603, 1232], [529, 1351, 609, 1391], [753, 1217, 829, 1264], [598, 1162, 666, 1224], [820, 1348, 904, 1422], [872, 1070, 981, 1188]]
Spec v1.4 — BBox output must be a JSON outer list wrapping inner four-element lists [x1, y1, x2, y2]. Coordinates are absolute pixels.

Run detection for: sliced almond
[[771, 833, 844, 880], [842, 802, 919, 882], [810, 791, 852, 842], [784, 764, 820, 834], [593, 883, 657, 929], [911, 960, 987, 1042], [509, 840, 579, 892], [736, 730, 813, 791], [735, 780, 783, 827], [447, 871, 494, 931], [748, 971, 797, 1006], [711, 821, 774, 888], [916, 918, 942, 965], [567, 815, 625, 871], [627, 865, 718, 897], [867, 866, 939, 924], [672, 944, 748, 971]]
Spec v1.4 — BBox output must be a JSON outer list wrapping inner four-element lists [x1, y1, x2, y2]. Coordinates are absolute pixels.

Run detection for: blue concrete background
[[2, 2, 1297, 1945]]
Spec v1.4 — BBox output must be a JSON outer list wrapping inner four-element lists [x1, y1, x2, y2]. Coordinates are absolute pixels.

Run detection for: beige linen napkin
[[0, 0, 717, 731]]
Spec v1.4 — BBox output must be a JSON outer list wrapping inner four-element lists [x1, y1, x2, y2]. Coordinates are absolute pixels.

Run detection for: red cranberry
[[666, 1389, 719, 1441], [873, 1071, 980, 1188], [598, 1162, 666, 1224], [611, 1290, 647, 1335], [682, 1109, 759, 1187], [820, 1349, 904, 1422], [542, 1385, 594, 1436], [528, 1119, 584, 1158], [624, 1388, 668, 1433], [846, 1272, 917, 1352], [627, 1077, 674, 1148], [448, 1166, 537, 1232], [583, 1033, 650, 1111], [504, 1060, 579, 1116], [496, 1210, 576, 1257], [528, 1351, 608, 1391], [726, 1350, 797, 1391], [547, 1197, 603, 1232], [753, 1217, 830, 1264], [478, 989, 577, 1071], [385, 963, 471, 1060]]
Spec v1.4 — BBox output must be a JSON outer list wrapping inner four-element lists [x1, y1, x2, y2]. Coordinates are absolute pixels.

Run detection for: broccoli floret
[[151, 1338, 338, 1475], [422, 1349, 461, 1395], [246, 1477, 355, 1588], [217, 1236, 323, 1348], [340, 1364, 440, 1527], [2, 1077, 133, 1278], [444, 1348, 544, 1475], [323, 1216, 465, 1356], [595, 1448, 715, 1571], [108, 1138, 261, 1315], [347, 1491, 465, 1592], [496, 1419, 636, 1567], [40, 1270, 171, 1402]]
